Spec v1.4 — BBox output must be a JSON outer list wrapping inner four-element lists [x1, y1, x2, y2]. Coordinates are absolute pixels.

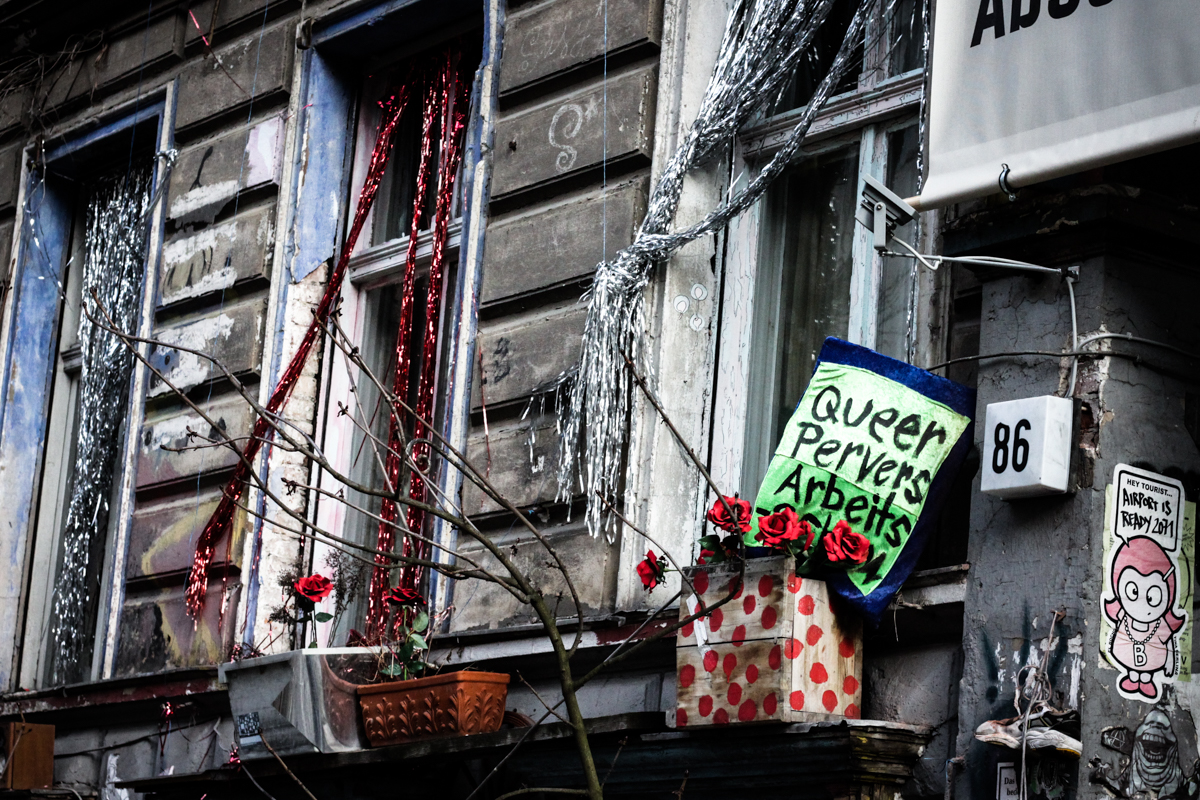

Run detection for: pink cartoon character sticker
[[1104, 536, 1186, 701]]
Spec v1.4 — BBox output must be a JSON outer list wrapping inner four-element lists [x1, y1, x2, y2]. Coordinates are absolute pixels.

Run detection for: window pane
[[773, 0, 863, 113], [744, 146, 858, 494], [373, 111, 436, 246], [875, 124, 920, 362], [336, 276, 431, 643], [47, 161, 153, 685], [888, 0, 926, 77]]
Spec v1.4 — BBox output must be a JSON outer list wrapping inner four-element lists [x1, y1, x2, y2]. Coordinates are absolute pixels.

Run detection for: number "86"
[[992, 419, 1030, 474]]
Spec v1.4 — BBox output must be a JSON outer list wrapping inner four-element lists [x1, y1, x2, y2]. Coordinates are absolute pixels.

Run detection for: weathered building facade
[[0, 0, 1197, 799]]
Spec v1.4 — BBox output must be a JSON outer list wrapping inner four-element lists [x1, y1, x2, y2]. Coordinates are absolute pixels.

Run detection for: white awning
[[912, 0, 1200, 211]]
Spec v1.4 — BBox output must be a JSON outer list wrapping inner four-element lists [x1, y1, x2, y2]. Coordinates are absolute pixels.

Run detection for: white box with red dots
[[675, 556, 863, 728]]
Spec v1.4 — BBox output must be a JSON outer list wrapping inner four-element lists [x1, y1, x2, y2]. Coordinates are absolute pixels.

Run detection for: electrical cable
[[52, 718, 212, 758], [1065, 276, 1078, 397], [927, 342, 1200, 374]]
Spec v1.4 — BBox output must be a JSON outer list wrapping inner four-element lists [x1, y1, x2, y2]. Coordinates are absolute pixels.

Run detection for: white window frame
[[305, 40, 475, 648], [709, 2, 935, 505]]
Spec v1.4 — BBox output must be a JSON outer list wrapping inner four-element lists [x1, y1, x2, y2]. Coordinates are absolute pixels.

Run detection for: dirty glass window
[[743, 146, 858, 495], [31, 158, 154, 687], [328, 44, 477, 644], [874, 123, 920, 361]]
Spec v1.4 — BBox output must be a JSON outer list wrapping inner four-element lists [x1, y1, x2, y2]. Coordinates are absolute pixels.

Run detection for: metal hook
[[999, 163, 1017, 202]]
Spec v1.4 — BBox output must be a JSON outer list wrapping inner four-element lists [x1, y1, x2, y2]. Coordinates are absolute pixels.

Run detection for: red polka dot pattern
[[722, 653, 738, 679], [761, 606, 778, 630], [783, 638, 803, 659], [677, 563, 862, 726], [680, 664, 695, 688], [693, 571, 709, 595]]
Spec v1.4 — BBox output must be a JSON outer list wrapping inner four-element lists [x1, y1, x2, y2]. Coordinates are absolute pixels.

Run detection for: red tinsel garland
[[400, 51, 469, 602], [184, 83, 413, 620], [365, 47, 469, 640]]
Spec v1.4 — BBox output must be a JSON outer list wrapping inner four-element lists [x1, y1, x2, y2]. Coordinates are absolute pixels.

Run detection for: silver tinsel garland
[[557, 0, 877, 538], [48, 162, 153, 685]]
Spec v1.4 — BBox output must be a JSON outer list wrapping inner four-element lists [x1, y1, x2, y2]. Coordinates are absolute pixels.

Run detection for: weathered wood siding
[[453, 0, 661, 633], [110, 8, 293, 676]]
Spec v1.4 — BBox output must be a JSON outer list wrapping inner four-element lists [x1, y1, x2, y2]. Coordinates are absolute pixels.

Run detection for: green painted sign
[[752, 361, 971, 596]]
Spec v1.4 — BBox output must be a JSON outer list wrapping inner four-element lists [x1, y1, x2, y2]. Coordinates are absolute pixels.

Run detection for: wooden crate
[[1, 722, 54, 790], [675, 556, 862, 727]]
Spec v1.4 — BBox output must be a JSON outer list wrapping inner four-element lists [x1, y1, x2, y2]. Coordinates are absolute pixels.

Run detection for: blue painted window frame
[[0, 99, 169, 689]]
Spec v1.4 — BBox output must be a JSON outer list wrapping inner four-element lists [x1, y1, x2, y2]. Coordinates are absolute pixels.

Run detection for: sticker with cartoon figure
[[1102, 464, 1195, 703]]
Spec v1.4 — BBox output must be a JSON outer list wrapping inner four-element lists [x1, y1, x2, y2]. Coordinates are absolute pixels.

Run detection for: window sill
[[0, 666, 223, 723], [888, 563, 970, 611]]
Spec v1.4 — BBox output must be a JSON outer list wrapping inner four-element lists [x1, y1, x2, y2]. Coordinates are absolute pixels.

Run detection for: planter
[[675, 555, 863, 727], [357, 670, 510, 746], [219, 648, 378, 759]]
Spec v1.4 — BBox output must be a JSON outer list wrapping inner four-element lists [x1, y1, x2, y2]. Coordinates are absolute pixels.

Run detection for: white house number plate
[[981, 395, 1074, 499]]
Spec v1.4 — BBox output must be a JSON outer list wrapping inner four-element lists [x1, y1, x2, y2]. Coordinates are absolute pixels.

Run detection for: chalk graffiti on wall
[[1102, 464, 1196, 703]]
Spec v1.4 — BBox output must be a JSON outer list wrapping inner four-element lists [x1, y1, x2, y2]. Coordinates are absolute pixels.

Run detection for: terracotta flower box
[[675, 555, 862, 727], [357, 670, 510, 746]]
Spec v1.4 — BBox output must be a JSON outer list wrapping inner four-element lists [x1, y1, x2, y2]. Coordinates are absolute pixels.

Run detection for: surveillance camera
[[856, 174, 916, 253]]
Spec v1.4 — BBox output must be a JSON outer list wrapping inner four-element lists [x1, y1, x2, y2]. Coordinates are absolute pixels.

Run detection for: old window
[[3, 108, 167, 688], [735, 0, 932, 497], [305, 33, 481, 646]]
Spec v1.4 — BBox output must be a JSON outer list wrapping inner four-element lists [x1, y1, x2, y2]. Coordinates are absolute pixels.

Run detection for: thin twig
[[495, 790, 589, 800], [259, 734, 320, 800]]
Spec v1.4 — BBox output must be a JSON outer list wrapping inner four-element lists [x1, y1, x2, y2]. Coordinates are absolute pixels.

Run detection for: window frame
[[296, 18, 486, 648], [0, 93, 174, 689], [709, 0, 937, 519]]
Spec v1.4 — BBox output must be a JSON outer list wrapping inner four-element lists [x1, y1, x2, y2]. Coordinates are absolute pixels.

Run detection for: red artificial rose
[[697, 548, 717, 566], [706, 495, 752, 534], [294, 573, 333, 602], [384, 586, 425, 607], [755, 508, 813, 552], [637, 550, 667, 591], [823, 521, 871, 566]]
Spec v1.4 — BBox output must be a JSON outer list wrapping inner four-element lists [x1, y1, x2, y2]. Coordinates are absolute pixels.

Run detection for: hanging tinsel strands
[[555, 0, 878, 538], [367, 46, 470, 641], [49, 162, 154, 685], [184, 80, 414, 620]]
